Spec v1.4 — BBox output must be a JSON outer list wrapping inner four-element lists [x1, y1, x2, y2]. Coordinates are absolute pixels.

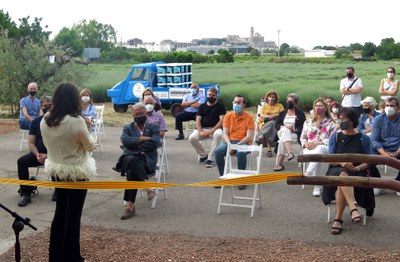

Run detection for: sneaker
[[198, 155, 208, 163], [374, 188, 383, 196], [175, 134, 184, 140], [120, 207, 135, 220], [312, 186, 321, 197], [18, 195, 31, 207], [238, 185, 247, 190], [396, 192, 400, 197], [205, 160, 214, 168]]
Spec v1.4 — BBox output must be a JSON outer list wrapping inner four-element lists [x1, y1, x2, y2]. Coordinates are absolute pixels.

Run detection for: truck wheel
[[170, 103, 183, 117], [113, 104, 128, 113]]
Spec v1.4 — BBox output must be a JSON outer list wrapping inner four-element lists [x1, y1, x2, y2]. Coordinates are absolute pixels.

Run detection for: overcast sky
[[2, 0, 398, 50]]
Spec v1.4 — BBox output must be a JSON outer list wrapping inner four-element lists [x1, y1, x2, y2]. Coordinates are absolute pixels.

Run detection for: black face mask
[[134, 115, 147, 126], [340, 120, 350, 131], [286, 101, 295, 109], [346, 73, 354, 78], [42, 106, 51, 114], [207, 97, 216, 103], [29, 91, 37, 97], [363, 108, 371, 114]]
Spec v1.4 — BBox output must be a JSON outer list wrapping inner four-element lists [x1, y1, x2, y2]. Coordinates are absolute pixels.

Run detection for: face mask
[[332, 108, 339, 113], [286, 101, 295, 109], [316, 107, 325, 115], [385, 106, 396, 116], [233, 104, 242, 114], [363, 108, 371, 114], [346, 73, 354, 78], [145, 104, 154, 112], [134, 115, 147, 126], [207, 97, 216, 103], [387, 73, 394, 78], [191, 89, 197, 96], [81, 96, 90, 103], [29, 91, 37, 97], [42, 106, 51, 114], [260, 101, 266, 106], [340, 120, 350, 131]]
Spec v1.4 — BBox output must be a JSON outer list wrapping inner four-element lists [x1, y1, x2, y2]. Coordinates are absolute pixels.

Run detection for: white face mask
[[332, 108, 339, 113], [145, 104, 154, 112], [385, 106, 397, 116], [81, 96, 90, 103], [260, 101, 266, 106], [387, 73, 394, 78]]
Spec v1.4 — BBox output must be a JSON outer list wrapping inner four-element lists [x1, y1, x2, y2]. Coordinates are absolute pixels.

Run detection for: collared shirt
[[358, 110, 380, 134], [300, 117, 335, 146], [20, 95, 40, 120], [340, 77, 363, 107], [146, 110, 168, 132], [183, 92, 205, 113], [223, 111, 255, 144], [371, 113, 400, 152]]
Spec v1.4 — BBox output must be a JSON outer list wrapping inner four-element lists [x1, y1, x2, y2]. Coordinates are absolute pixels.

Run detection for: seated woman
[[273, 93, 306, 171], [358, 96, 380, 136], [322, 107, 375, 235], [329, 102, 341, 130], [300, 98, 335, 197], [80, 88, 96, 132], [255, 91, 284, 157], [140, 88, 162, 112]]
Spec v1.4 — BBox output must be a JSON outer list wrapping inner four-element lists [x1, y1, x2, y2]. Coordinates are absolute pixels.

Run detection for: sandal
[[273, 164, 285, 171], [350, 208, 362, 224], [287, 152, 295, 161], [331, 219, 343, 235], [267, 151, 273, 157]]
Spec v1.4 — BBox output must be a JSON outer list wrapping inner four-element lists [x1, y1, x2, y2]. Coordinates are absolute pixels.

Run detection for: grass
[[87, 61, 400, 111]]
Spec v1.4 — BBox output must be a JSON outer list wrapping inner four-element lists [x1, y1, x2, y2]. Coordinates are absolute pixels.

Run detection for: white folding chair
[[327, 201, 367, 226], [149, 138, 169, 208], [94, 104, 105, 136], [217, 143, 263, 218], [19, 129, 29, 151], [185, 120, 196, 138], [93, 105, 105, 151]]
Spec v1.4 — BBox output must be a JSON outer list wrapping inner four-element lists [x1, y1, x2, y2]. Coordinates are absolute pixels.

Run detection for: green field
[[87, 61, 400, 110]]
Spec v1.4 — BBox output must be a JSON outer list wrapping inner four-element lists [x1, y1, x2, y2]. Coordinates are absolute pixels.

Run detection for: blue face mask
[[191, 89, 197, 96], [233, 104, 242, 113]]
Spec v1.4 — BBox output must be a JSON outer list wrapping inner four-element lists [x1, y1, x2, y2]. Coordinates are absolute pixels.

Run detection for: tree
[[280, 43, 290, 55], [361, 42, 376, 58], [17, 16, 51, 44], [249, 48, 261, 57], [54, 27, 85, 57], [334, 49, 350, 58], [376, 38, 399, 60], [0, 10, 18, 38], [215, 49, 234, 63], [72, 19, 117, 51], [349, 43, 363, 51]]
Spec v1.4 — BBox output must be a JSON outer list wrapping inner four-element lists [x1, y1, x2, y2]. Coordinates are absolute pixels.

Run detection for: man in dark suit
[[117, 102, 160, 220]]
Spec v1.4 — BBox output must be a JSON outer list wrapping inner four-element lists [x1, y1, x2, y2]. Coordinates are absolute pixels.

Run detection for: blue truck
[[107, 61, 220, 116]]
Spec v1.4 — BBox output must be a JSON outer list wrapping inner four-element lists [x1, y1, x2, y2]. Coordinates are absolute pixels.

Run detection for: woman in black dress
[[322, 107, 375, 235]]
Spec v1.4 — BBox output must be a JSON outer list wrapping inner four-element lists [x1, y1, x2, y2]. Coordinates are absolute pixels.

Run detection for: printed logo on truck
[[153, 92, 169, 100], [169, 88, 205, 99], [132, 83, 145, 98]]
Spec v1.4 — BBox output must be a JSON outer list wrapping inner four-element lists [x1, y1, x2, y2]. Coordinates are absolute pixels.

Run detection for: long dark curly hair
[[45, 83, 82, 127]]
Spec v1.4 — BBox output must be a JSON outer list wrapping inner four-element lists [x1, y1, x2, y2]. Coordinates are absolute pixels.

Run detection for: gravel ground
[[1, 120, 400, 261]]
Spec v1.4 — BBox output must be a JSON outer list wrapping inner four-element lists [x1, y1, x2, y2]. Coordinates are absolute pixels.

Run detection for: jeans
[[19, 118, 31, 130], [215, 140, 248, 177]]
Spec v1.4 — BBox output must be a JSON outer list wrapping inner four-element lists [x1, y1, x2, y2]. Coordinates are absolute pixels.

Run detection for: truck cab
[[107, 61, 220, 115]]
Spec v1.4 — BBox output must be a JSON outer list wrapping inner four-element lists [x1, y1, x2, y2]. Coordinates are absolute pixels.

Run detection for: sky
[[2, 0, 399, 50]]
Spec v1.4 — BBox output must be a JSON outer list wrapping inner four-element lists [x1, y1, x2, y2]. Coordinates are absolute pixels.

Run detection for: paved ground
[[1, 126, 400, 255]]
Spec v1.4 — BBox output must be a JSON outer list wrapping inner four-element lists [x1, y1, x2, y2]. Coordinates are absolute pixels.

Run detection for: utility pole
[[277, 29, 281, 58]]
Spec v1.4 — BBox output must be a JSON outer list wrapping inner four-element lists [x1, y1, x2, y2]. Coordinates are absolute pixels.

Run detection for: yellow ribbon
[[0, 173, 301, 190]]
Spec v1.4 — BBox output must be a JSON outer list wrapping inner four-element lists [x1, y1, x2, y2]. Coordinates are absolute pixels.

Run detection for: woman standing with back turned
[[41, 82, 96, 262]]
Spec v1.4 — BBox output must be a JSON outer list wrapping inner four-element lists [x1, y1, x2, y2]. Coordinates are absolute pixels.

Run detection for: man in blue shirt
[[19, 82, 41, 130], [174, 83, 205, 140], [370, 96, 400, 196]]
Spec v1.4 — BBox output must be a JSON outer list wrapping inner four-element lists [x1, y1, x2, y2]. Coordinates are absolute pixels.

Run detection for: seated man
[[143, 96, 168, 138], [189, 87, 226, 168], [116, 103, 160, 220], [214, 95, 255, 190], [370, 96, 400, 196], [19, 82, 41, 130], [17, 96, 54, 207], [174, 83, 205, 140]]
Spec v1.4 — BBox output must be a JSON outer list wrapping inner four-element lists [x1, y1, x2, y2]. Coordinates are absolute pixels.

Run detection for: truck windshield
[[130, 68, 149, 81]]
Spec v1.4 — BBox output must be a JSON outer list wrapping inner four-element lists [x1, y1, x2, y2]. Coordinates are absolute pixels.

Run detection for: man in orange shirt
[[215, 95, 255, 190]]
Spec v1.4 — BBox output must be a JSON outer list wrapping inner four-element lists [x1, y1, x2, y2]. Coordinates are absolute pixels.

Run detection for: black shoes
[[51, 191, 57, 201], [175, 134, 184, 140], [205, 160, 214, 168], [238, 185, 247, 190], [199, 155, 208, 163], [18, 195, 31, 207]]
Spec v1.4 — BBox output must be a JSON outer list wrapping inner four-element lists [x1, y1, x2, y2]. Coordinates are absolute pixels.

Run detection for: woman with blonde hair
[[140, 87, 162, 112], [256, 90, 284, 157], [300, 98, 335, 196]]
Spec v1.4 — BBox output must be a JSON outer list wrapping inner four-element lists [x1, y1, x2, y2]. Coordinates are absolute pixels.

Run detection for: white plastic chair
[[217, 143, 263, 218], [149, 138, 169, 208], [93, 105, 105, 151], [94, 104, 105, 136], [19, 129, 29, 151], [185, 120, 196, 138]]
